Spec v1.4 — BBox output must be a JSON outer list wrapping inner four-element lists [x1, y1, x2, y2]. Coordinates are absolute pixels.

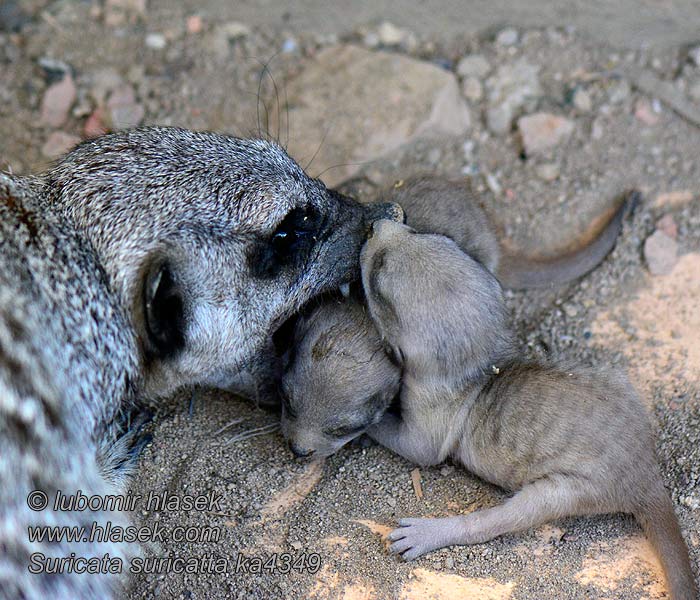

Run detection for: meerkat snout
[[288, 440, 315, 459]]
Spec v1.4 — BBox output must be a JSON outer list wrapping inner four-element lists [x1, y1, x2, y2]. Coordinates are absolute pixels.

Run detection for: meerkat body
[[360, 219, 696, 600], [0, 127, 391, 599]]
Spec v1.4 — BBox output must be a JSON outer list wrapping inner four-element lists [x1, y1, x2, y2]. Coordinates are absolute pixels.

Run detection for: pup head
[[280, 297, 400, 458], [45, 127, 397, 400], [360, 220, 516, 385]]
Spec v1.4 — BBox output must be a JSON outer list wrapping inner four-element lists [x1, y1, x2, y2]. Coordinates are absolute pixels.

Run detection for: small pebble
[[83, 108, 107, 138], [485, 173, 502, 195], [535, 163, 560, 181], [608, 79, 631, 104], [518, 112, 574, 155], [281, 37, 297, 53], [145, 33, 167, 50], [456, 54, 490, 78], [634, 99, 659, 125], [643, 230, 678, 275], [656, 214, 678, 239], [377, 21, 406, 46], [462, 77, 483, 102], [290, 541, 303, 551], [186, 15, 203, 35], [572, 88, 592, 112], [40, 73, 76, 128], [106, 84, 144, 129], [486, 104, 513, 135], [496, 28, 519, 46]]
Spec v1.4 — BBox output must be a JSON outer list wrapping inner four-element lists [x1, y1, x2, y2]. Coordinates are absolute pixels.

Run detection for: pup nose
[[289, 441, 315, 459]]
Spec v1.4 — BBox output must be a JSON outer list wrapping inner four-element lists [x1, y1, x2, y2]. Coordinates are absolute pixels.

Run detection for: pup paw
[[387, 517, 453, 561]]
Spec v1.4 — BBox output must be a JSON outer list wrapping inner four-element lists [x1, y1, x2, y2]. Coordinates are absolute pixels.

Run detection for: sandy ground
[[1, 1, 699, 599]]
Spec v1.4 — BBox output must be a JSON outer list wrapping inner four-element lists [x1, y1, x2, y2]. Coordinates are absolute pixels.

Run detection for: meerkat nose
[[289, 441, 315, 459]]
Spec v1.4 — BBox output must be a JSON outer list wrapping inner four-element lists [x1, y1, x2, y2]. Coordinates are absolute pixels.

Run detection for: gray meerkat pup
[[0, 126, 399, 600], [280, 176, 634, 458], [359, 219, 696, 600]]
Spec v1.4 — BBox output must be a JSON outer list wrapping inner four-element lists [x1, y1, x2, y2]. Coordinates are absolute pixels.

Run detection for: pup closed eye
[[281, 391, 297, 419], [323, 424, 365, 438]]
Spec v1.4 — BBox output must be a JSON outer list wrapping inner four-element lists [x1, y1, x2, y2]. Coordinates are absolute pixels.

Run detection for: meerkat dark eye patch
[[250, 205, 323, 278], [143, 262, 185, 358]]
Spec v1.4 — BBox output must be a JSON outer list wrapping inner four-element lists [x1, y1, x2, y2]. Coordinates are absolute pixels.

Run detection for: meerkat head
[[360, 220, 517, 386], [280, 297, 400, 458], [44, 127, 398, 400]]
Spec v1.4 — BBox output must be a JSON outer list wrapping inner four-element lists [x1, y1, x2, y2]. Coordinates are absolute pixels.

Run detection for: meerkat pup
[[358, 219, 696, 600], [281, 176, 634, 458]]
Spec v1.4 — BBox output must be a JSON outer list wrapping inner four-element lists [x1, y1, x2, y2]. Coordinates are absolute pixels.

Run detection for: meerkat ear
[[142, 261, 185, 358]]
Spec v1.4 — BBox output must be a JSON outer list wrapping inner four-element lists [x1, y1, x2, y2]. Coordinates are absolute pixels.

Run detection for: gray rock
[[456, 54, 490, 78], [644, 230, 678, 275], [272, 45, 470, 186], [40, 73, 76, 128], [518, 112, 574, 155]]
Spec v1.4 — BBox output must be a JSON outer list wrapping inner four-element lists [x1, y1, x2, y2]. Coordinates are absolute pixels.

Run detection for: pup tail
[[497, 190, 639, 289], [632, 484, 697, 600]]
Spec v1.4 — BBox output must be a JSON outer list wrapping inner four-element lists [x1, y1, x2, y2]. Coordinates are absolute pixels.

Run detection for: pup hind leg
[[388, 475, 594, 561]]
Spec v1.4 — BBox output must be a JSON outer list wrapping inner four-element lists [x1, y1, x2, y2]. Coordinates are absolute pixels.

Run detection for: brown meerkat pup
[[358, 219, 696, 600], [280, 176, 635, 458]]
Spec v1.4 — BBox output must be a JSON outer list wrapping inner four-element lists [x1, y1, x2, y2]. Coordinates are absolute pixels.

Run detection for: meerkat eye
[[271, 206, 321, 258], [251, 206, 323, 278]]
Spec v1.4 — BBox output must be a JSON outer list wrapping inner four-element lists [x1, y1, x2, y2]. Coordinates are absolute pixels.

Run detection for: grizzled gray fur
[[0, 126, 393, 600], [361, 220, 696, 600]]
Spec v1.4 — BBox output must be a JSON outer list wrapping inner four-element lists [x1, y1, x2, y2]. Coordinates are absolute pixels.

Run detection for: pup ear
[[142, 261, 185, 358]]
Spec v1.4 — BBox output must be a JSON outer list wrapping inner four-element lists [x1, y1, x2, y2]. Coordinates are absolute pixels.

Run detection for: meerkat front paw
[[387, 517, 460, 561]]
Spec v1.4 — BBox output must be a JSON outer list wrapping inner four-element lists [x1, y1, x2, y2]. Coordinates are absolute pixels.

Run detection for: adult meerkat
[[359, 219, 696, 600], [0, 127, 398, 600], [281, 176, 635, 458]]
